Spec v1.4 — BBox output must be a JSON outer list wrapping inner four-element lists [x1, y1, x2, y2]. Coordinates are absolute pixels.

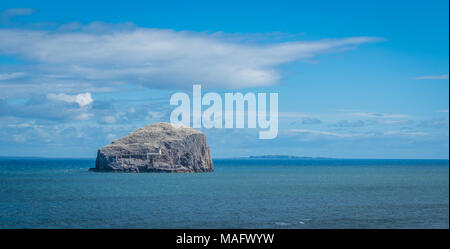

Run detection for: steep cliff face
[[92, 122, 213, 173]]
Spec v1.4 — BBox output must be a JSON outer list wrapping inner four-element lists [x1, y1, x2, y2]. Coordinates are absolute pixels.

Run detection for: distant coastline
[[239, 155, 334, 159], [0, 155, 449, 161], [215, 156, 450, 160]]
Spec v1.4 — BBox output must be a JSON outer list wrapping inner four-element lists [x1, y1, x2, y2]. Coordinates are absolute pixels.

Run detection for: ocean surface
[[0, 158, 448, 229]]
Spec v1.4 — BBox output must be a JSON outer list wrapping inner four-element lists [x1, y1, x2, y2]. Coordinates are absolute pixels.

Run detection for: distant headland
[[242, 155, 334, 159]]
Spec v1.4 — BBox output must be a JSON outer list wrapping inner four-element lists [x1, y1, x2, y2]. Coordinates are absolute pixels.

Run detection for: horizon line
[[0, 155, 448, 160]]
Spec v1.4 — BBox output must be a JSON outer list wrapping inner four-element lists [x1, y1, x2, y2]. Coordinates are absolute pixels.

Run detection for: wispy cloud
[[383, 130, 429, 137], [288, 129, 361, 138], [47, 92, 93, 107], [344, 111, 410, 119], [335, 120, 364, 128], [0, 22, 382, 90], [414, 74, 449, 80], [373, 119, 412, 125], [0, 93, 95, 121], [0, 72, 26, 80], [0, 8, 35, 25], [301, 118, 322, 125], [419, 119, 449, 129]]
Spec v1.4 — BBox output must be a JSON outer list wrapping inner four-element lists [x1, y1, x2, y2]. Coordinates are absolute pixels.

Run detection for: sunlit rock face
[[92, 122, 213, 173]]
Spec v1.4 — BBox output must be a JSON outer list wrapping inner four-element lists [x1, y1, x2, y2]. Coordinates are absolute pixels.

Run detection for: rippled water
[[0, 158, 448, 228]]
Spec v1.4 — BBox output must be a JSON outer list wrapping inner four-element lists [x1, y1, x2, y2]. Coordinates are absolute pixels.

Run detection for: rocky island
[[91, 122, 213, 173]]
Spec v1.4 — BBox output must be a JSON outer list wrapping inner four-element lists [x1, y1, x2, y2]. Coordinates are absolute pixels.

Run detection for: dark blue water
[[0, 158, 448, 228]]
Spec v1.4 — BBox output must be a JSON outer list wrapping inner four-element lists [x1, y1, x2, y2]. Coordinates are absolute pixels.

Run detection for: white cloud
[[414, 74, 449, 80], [0, 72, 26, 80], [12, 134, 27, 142], [384, 130, 429, 137], [47, 92, 93, 107], [101, 115, 116, 124], [75, 113, 93, 120], [346, 112, 410, 119], [7, 122, 34, 128], [106, 133, 117, 141], [288, 129, 361, 138], [375, 119, 411, 125], [0, 8, 35, 24], [0, 26, 382, 89], [148, 111, 164, 119], [419, 119, 449, 129]]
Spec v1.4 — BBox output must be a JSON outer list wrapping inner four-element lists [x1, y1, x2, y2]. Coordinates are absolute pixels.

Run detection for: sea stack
[[92, 122, 213, 173]]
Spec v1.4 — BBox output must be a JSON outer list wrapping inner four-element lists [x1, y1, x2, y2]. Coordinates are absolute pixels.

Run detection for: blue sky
[[0, 0, 448, 158]]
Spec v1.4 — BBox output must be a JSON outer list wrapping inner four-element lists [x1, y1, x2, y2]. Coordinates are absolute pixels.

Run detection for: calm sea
[[0, 158, 448, 228]]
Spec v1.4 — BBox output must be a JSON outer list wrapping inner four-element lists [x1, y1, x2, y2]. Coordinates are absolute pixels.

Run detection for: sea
[[0, 158, 448, 229]]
